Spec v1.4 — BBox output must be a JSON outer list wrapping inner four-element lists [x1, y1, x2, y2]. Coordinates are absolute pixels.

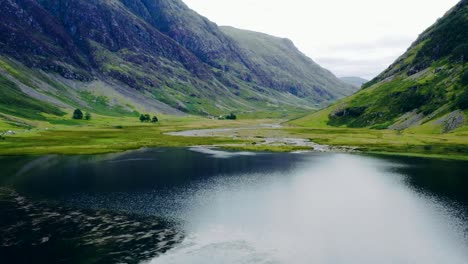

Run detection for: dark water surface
[[1, 148, 468, 263]]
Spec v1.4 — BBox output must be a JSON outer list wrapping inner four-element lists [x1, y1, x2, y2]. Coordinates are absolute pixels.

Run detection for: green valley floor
[[1, 112, 467, 160]]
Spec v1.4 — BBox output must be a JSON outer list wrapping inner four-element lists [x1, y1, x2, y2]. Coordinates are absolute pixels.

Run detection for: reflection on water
[[1, 148, 468, 264], [0, 148, 299, 198]]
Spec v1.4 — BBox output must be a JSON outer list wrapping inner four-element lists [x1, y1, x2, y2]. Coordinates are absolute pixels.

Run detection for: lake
[[1, 148, 468, 263]]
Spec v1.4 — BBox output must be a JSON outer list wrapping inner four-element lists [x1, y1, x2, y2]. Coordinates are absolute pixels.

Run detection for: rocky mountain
[[0, 0, 355, 121], [340, 77, 368, 88], [292, 0, 467, 133]]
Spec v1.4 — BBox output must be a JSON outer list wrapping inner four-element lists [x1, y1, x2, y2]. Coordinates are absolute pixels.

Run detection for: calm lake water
[[1, 148, 468, 263]]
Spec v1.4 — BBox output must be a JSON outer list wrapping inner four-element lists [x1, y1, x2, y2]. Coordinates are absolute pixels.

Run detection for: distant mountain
[[0, 0, 355, 120], [221, 27, 357, 100], [340, 77, 368, 88], [292, 0, 467, 133]]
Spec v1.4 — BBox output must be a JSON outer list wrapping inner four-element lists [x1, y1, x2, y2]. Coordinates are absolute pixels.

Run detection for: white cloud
[[182, 0, 459, 79]]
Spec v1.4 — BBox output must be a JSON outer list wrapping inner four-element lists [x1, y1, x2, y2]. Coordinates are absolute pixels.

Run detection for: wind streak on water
[[147, 154, 468, 264], [188, 146, 256, 159]]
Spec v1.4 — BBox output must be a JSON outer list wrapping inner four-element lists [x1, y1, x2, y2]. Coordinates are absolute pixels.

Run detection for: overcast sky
[[182, 0, 459, 79]]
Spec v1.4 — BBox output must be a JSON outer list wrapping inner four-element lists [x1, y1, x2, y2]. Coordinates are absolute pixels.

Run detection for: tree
[[461, 69, 468, 86], [85, 112, 91, 120], [151, 115, 159, 123], [458, 89, 468, 110], [73, 109, 83, 120], [139, 114, 151, 122], [226, 113, 237, 120]]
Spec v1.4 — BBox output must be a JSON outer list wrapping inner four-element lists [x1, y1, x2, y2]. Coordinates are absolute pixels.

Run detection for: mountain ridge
[[0, 0, 356, 121]]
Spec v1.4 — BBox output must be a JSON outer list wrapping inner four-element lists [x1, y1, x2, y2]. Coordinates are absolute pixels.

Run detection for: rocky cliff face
[[0, 0, 355, 118]]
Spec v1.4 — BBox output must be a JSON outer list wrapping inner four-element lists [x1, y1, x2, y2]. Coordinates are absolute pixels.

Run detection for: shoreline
[[0, 121, 466, 161]]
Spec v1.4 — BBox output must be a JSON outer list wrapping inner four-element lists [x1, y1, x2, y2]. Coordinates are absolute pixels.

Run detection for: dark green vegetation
[[72, 109, 83, 120], [139, 114, 158, 123], [293, 0, 468, 133], [140, 114, 151, 123], [219, 113, 237, 120], [225, 113, 237, 120], [0, 0, 355, 121]]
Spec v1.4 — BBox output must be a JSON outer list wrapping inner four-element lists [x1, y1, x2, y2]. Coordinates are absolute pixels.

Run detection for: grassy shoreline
[[0, 114, 467, 160]]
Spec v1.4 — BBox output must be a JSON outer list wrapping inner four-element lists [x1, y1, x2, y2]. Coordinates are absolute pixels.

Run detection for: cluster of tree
[[226, 113, 237, 120], [73, 109, 91, 120], [139, 114, 159, 123], [455, 71, 468, 110], [458, 89, 468, 110], [218, 113, 237, 120]]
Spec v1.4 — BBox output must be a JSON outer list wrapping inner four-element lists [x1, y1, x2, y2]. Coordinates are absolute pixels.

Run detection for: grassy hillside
[[291, 0, 468, 133], [0, 75, 64, 120]]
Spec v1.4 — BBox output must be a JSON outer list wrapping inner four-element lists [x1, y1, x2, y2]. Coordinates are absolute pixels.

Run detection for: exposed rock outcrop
[[435, 110, 465, 132]]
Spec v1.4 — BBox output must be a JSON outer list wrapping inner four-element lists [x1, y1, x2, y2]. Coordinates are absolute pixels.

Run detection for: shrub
[[151, 116, 159, 123], [457, 89, 468, 110], [456, 70, 468, 110], [424, 145, 433, 151], [226, 113, 237, 120], [73, 109, 83, 120], [460, 69, 468, 86], [451, 44, 468, 63], [332, 106, 367, 117], [139, 114, 151, 122], [85, 112, 91, 120]]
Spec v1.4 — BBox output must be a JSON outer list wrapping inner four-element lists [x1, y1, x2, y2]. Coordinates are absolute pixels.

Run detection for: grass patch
[[0, 115, 260, 155], [0, 75, 64, 120], [0, 111, 466, 160], [283, 126, 468, 160]]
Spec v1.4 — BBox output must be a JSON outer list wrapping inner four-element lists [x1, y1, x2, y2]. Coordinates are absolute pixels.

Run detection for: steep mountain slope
[[292, 0, 468, 133], [340, 77, 368, 88], [221, 27, 357, 101], [0, 0, 354, 122]]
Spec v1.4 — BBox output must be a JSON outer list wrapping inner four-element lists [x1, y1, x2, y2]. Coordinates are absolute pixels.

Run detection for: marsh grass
[[0, 112, 467, 160]]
